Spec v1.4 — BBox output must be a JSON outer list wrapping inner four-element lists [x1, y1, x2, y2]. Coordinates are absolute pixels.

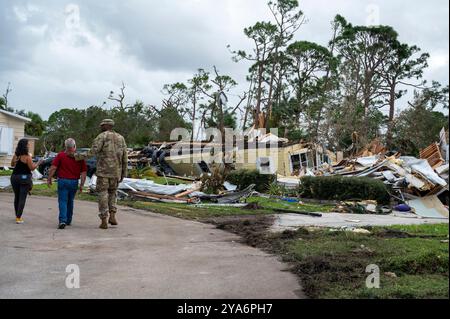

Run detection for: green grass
[[122, 196, 333, 220], [247, 196, 333, 213], [29, 183, 98, 202], [124, 200, 275, 220], [377, 224, 450, 237], [280, 225, 449, 299], [323, 274, 449, 299]]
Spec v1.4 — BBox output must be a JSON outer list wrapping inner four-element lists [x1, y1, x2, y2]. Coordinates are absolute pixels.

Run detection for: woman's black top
[[12, 157, 32, 175]]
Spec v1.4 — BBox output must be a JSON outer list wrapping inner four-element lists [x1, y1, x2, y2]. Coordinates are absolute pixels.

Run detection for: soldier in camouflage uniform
[[76, 119, 128, 229]]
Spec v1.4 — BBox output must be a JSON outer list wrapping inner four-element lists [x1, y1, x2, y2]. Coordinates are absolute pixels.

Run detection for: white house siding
[[0, 112, 28, 168]]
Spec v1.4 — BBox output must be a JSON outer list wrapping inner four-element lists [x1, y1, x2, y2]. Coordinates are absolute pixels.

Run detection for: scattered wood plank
[[174, 184, 202, 198], [420, 143, 444, 169]]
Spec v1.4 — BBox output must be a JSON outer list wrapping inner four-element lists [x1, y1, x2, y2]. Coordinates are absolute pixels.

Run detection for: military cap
[[100, 119, 115, 126]]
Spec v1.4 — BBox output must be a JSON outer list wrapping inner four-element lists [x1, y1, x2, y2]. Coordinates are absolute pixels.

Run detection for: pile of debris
[[88, 175, 254, 205], [127, 144, 176, 175], [319, 154, 448, 199], [333, 200, 391, 215], [315, 139, 449, 219]]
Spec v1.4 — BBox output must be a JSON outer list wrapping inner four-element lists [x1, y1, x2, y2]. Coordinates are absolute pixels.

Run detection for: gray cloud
[[0, 0, 448, 119]]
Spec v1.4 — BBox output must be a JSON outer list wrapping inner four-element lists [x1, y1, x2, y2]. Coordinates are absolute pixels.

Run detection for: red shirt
[[52, 152, 87, 180]]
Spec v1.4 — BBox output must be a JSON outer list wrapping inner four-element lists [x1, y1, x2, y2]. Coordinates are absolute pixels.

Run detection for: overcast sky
[[0, 0, 449, 120]]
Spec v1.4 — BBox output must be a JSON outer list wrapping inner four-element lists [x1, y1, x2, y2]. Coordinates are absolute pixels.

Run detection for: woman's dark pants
[[10, 174, 32, 218]]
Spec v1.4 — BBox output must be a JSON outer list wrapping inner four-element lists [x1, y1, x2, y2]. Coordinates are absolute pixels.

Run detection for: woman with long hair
[[10, 139, 43, 224]]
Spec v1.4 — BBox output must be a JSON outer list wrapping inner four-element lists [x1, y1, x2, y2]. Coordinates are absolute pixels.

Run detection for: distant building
[[0, 109, 36, 168]]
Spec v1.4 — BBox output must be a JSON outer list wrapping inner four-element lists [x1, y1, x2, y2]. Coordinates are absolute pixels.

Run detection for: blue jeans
[[57, 179, 79, 224]]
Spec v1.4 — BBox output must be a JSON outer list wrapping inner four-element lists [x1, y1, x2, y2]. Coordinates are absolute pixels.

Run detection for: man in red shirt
[[47, 138, 87, 229]]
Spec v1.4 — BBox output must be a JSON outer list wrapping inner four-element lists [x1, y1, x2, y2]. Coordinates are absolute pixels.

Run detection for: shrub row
[[298, 176, 390, 205], [227, 169, 275, 193]]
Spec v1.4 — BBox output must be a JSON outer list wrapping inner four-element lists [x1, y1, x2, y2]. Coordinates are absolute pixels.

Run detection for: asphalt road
[[0, 193, 303, 299]]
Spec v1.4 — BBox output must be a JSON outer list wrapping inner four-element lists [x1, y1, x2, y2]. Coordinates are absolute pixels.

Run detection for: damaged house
[[137, 132, 334, 179]]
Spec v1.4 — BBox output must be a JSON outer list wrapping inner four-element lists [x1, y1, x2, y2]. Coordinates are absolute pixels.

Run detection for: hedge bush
[[227, 169, 275, 193], [0, 170, 12, 176], [299, 176, 390, 204]]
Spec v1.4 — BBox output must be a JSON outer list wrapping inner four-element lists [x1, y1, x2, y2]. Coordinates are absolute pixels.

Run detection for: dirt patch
[[371, 227, 447, 239], [291, 255, 368, 299], [205, 215, 276, 249], [242, 202, 263, 210], [372, 228, 413, 239]]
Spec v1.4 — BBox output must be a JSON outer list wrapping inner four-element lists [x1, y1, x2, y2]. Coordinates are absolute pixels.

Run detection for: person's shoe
[[16, 218, 24, 224], [108, 212, 118, 226], [58, 223, 66, 229], [66, 223, 72, 226], [99, 218, 108, 229]]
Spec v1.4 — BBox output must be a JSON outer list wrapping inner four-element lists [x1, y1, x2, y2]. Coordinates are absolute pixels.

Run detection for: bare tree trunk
[[363, 74, 372, 141], [217, 94, 225, 144], [2, 82, 12, 109], [254, 64, 265, 128], [191, 95, 197, 142], [242, 79, 254, 130], [266, 49, 280, 130], [108, 82, 126, 110], [243, 106, 250, 131], [386, 85, 396, 148], [314, 26, 338, 143]]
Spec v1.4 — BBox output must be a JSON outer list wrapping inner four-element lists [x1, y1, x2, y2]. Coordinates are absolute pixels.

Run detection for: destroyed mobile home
[[128, 128, 334, 179]]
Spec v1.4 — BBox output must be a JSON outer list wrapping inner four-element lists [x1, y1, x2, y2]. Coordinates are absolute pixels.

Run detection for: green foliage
[[157, 106, 190, 141], [44, 108, 89, 151], [421, 81, 449, 109], [329, 99, 388, 150], [276, 40, 336, 139], [204, 107, 237, 130], [267, 182, 299, 197], [128, 167, 158, 179], [268, 182, 289, 196], [227, 169, 275, 192], [299, 176, 390, 204], [241, 22, 278, 60], [41, 102, 158, 152], [25, 112, 46, 137], [392, 88, 449, 155], [0, 97, 6, 110], [13, 109, 46, 138], [331, 17, 402, 145], [111, 101, 158, 147], [201, 70, 239, 131], [0, 169, 12, 176]]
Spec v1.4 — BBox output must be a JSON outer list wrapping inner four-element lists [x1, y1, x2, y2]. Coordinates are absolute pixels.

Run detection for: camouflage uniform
[[76, 120, 128, 220]]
